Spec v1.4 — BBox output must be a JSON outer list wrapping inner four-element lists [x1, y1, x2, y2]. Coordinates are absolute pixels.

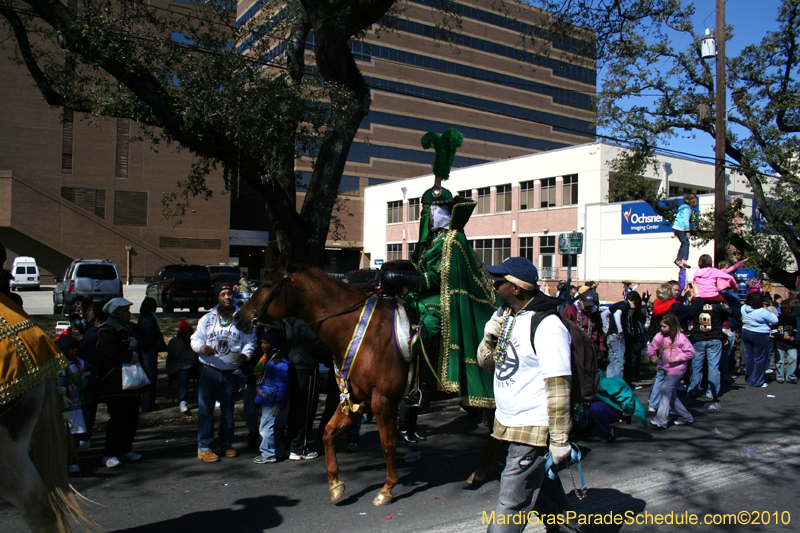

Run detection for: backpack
[[529, 310, 601, 404]]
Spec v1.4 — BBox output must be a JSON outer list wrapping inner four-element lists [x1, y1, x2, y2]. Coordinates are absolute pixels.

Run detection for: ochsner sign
[[621, 202, 673, 234]]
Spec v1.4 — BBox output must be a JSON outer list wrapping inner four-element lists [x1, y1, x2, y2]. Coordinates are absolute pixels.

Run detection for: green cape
[[407, 196, 497, 407]]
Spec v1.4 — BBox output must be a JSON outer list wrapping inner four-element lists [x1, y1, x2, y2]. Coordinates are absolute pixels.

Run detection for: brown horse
[[234, 259, 497, 506]]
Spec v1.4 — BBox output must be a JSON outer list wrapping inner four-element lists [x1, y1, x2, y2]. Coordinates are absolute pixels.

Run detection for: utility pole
[[713, 0, 727, 266]]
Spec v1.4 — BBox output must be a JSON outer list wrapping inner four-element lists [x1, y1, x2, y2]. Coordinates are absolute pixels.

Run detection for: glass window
[[476, 187, 491, 214], [540, 235, 555, 254], [339, 176, 360, 196], [541, 178, 556, 208], [520, 180, 534, 210], [458, 189, 472, 199], [472, 238, 511, 266], [519, 237, 535, 262], [496, 184, 512, 212], [407, 242, 416, 258], [561, 254, 578, 268], [15, 267, 25, 274], [75, 264, 118, 280], [562, 174, 578, 205], [387, 201, 402, 224], [669, 186, 680, 197], [27, 267, 37, 274], [408, 198, 421, 222], [387, 244, 402, 261]]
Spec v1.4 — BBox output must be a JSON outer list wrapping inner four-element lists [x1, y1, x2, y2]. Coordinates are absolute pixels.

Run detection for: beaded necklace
[[493, 308, 515, 365], [492, 296, 536, 365], [218, 310, 232, 328]]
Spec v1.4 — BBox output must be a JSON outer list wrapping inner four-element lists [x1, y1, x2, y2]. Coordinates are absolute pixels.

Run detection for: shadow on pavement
[[109, 495, 300, 533]]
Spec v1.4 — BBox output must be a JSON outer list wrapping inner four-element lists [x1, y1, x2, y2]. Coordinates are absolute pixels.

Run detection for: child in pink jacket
[[647, 314, 695, 428], [693, 254, 738, 302]]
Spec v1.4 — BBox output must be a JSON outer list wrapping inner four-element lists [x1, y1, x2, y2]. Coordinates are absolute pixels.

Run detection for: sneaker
[[77, 440, 91, 451], [180, 401, 189, 413], [119, 451, 142, 462], [346, 443, 359, 452], [69, 464, 80, 474], [765, 369, 774, 374], [253, 455, 276, 464], [198, 450, 221, 462], [649, 421, 666, 430], [289, 452, 303, 461], [674, 259, 685, 269], [302, 451, 318, 460], [221, 446, 239, 458], [761, 383, 769, 388], [776, 380, 785, 384], [681, 260, 691, 269], [648, 407, 657, 413], [600, 430, 616, 444], [674, 419, 693, 426], [104, 456, 122, 468]]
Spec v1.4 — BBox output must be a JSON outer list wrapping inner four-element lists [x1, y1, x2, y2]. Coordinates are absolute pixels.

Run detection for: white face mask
[[430, 204, 451, 231]]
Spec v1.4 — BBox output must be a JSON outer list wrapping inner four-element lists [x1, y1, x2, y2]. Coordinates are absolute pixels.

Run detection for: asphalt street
[[1, 373, 799, 533]]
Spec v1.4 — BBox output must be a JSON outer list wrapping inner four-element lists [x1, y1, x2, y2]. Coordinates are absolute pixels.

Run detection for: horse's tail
[[30, 378, 99, 532]]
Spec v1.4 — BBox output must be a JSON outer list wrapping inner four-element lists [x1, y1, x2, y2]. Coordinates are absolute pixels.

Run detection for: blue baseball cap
[[486, 257, 539, 290]]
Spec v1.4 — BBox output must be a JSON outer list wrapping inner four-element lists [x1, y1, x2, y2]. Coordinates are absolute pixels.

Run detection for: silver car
[[53, 259, 123, 314]]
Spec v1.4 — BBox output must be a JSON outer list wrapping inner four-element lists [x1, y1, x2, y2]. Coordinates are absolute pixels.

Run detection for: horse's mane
[[293, 264, 370, 298]]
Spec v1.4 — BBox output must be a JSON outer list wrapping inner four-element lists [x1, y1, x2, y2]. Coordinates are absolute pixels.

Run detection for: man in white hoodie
[[192, 280, 257, 462]]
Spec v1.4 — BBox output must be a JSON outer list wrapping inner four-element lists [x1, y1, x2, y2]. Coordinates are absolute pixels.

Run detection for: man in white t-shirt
[[477, 257, 581, 533]]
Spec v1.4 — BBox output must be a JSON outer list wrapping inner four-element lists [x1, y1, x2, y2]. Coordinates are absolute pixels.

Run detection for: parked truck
[[144, 264, 213, 313]]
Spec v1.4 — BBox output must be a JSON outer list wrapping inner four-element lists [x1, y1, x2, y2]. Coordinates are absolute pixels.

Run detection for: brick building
[[0, 27, 231, 282], [236, 0, 597, 273], [363, 142, 756, 302]]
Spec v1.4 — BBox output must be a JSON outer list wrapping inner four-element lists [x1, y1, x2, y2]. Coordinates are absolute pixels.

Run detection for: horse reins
[[252, 265, 371, 331]]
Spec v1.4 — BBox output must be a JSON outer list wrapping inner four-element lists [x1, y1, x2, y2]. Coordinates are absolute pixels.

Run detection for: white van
[[11, 256, 40, 291]]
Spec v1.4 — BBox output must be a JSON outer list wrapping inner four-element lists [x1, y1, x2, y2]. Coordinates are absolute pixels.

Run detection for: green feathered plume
[[421, 129, 463, 180]]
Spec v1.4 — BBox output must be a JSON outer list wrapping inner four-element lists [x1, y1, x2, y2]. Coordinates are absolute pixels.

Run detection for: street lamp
[[701, 0, 727, 266]]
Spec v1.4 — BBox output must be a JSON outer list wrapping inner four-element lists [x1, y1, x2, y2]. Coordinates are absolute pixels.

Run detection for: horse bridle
[[251, 265, 372, 331], [251, 265, 295, 329]]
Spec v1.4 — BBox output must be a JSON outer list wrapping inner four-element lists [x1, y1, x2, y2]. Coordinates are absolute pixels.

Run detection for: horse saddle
[[380, 261, 420, 297]]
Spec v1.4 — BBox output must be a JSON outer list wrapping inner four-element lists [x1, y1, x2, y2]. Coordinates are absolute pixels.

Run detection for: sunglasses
[[493, 279, 509, 289]]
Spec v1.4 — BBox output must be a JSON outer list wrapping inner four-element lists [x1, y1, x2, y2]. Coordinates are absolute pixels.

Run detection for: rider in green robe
[[405, 129, 497, 408]]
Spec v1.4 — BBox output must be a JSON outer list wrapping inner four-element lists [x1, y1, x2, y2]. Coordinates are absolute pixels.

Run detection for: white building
[[363, 142, 755, 301]]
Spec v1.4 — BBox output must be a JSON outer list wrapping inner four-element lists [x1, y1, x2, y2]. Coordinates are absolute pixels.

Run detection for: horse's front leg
[[322, 406, 357, 503], [371, 394, 399, 506], [467, 407, 498, 486]]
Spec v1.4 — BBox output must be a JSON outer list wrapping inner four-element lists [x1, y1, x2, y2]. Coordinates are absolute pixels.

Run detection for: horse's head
[[233, 263, 295, 334]]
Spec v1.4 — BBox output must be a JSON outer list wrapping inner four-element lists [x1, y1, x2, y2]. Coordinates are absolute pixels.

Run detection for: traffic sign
[[558, 232, 583, 255], [374, 259, 384, 265]]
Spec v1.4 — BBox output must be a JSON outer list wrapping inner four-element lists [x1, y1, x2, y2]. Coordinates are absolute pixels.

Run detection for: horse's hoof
[[372, 492, 393, 506], [330, 481, 346, 503], [467, 471, 486, 485]]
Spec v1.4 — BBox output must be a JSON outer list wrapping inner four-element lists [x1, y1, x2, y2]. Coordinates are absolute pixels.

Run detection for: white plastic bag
[[122, 361, 150, 390]]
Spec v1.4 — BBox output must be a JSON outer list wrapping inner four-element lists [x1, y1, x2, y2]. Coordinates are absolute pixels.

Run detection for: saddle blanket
[[0, 292, 67, 406]]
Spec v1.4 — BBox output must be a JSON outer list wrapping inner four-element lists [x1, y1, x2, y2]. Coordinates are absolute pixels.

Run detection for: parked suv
[[53, 259, 123, 314], [10, 256, 40, 291], [145, 264, 213, 313]]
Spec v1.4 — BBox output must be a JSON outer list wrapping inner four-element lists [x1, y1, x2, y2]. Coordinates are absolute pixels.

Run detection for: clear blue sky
[[596, 0, 785, 163]]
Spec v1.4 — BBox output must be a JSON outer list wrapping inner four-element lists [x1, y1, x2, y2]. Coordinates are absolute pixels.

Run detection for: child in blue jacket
[[673, 193, 698, 269], [254, 329, 291, 463]]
